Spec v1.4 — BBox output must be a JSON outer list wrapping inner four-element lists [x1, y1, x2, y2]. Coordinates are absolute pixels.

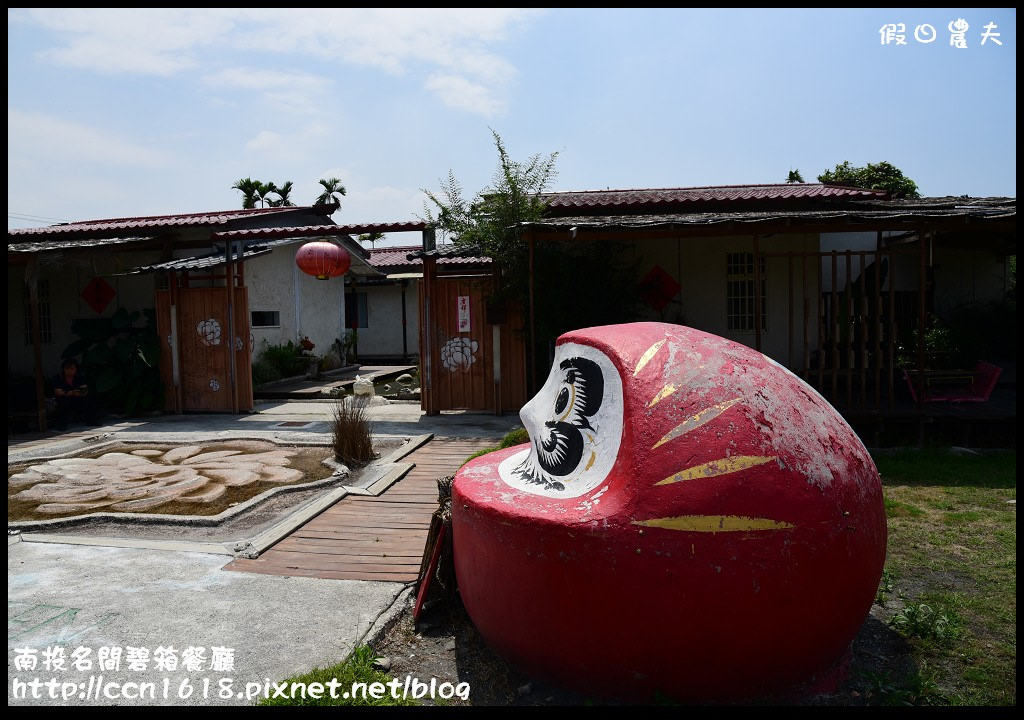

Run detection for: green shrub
[[858, 670, 915, 706], [462, 427, 530, 466], [498, 426, 529, 448], [888, 601, 962, 644], [252, 339, 309, 384]]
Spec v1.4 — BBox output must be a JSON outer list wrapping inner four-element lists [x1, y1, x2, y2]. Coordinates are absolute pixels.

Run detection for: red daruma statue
[[452, 322, 886, 703]]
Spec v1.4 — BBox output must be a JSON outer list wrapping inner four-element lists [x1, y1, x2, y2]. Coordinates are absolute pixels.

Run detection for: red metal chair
[[952, 361, 1002, 403]]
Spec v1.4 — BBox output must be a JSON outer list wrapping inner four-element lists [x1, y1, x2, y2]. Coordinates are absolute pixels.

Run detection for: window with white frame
[[251, 310, 281, 327], [726, 252, 766, 332]]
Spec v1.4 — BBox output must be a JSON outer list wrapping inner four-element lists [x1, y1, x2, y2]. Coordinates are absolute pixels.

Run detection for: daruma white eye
[[498, 342, 623, 498]]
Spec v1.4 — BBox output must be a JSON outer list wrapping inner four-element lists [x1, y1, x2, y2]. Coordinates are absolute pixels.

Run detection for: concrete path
[[8, 399, 520, 706], [8, 538, 406, 706]]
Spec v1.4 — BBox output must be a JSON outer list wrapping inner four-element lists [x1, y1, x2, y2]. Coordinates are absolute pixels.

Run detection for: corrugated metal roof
[[337, 221, 427, 234], [212, 226, 371, 260], [9, 235, 160, 254], [123, 247, 273, 274], [118, 234, 383, 277]]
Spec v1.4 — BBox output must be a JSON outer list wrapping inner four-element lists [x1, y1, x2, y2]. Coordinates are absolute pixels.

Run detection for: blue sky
[[7, 8, 1017, 243]]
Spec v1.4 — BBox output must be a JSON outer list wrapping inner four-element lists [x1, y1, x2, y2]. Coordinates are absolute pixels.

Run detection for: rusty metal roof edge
[[519, 206, 1016, 232], [116, 247, 274, 275], [405, 244, 489, 261]]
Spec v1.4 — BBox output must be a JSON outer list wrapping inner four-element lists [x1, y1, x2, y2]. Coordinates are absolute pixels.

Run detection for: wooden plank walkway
[[223, 436, 494, 583]]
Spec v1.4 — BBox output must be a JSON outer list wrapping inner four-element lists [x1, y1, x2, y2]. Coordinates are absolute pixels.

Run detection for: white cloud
[[424, 74, 507, 117], [204, 68, 334, 113], [346, 185, 428, 226], [8, 109, 172, 167], [235, 122, 337, 167], [14, 8, 541, 115], [243, 130, 285, 155], [17, 8, 236, 76], [203, 68, 330, 93]]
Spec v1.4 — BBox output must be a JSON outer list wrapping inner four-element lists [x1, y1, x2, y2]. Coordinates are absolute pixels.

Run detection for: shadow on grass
[[872, 447, 1017, 489]]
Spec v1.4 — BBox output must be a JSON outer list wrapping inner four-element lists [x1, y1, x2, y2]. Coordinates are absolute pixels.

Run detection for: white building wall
[[357, 282, 420, 360], [625, 233, 820, 368], [932, 246, 1010, 314], [244, 246, 347, 358]]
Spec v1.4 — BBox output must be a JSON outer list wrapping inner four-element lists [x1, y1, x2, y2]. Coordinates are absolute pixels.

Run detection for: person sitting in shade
[[52, 358, 101, 429]]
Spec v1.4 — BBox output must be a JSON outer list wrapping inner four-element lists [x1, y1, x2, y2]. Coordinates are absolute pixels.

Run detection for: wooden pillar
[[169, 270, 184, 414], [752, 235, 762, 352], [830, 251, 838, 400], [801, 253, 810, 378], [787, 251, 794, 370], [844, 250, 853, 409], [887, 246, 896, 411], [236, 244, 253, 413], [422, 255, 438, 415], [492, 261, 503, 417], [528, 230, 537, 396], [401, 280, 409, 363], [226, 242, 238, 414], [26, 257, 48, 432], [914, 230, 928, 405], [873, 247, 883, 412]]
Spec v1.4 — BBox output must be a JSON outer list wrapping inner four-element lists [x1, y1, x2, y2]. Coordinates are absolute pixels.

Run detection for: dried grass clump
[[331, 398, 376, 466]]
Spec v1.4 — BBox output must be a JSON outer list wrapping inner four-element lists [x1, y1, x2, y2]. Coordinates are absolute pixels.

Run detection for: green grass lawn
[[872, 447, 1016, 705]]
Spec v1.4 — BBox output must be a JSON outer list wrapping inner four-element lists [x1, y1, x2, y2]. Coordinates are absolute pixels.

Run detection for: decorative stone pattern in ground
[[9, 444, 305, 515]]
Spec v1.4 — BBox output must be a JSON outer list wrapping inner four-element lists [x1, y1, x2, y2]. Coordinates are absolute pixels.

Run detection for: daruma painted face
[[500, 343, 623, 497], [453, 322, 887, 703]]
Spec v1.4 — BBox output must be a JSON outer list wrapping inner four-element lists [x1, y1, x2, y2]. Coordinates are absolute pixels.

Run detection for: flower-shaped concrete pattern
[[9, 445, 304, 515]]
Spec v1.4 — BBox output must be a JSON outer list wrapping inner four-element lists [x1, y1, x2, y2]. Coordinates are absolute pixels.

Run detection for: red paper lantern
[[295, 241, 351, 280]]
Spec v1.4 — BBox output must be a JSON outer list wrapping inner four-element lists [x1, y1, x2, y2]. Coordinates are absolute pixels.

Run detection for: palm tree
[[232, 177, 260, 209], [269, 180, 295, 207], [315, 177, 347, 208], [358, 232, 385, 249], [232, 178, 276, 208]]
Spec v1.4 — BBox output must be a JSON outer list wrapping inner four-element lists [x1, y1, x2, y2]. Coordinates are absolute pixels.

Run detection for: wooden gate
[[420, 269, 526, 414], [156, 285, 253, 413], [759, 242, 925, 413]]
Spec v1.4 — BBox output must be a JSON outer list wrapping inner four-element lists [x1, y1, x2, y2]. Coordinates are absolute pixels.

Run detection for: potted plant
[[299, 336, 322, 378]]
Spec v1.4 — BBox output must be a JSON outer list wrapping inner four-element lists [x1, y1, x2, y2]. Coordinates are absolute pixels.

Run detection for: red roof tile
[[541, 183, 889, 211], [370, 245, 423, 267], [369, 244, 491, 269], [8, 206, 308, 236]]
